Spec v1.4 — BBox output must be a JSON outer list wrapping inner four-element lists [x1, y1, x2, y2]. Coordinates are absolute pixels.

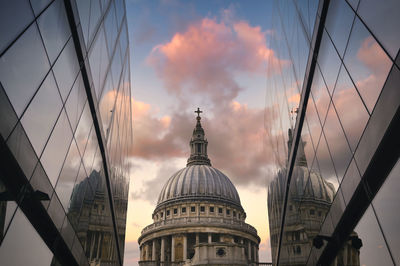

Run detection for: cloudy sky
[[122, 0, 286, 264]]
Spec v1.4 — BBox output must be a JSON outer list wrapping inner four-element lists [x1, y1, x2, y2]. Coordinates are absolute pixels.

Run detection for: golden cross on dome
[[195, 107, 202, 117]]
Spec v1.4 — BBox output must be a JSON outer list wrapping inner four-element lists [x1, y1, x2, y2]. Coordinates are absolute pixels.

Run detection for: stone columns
[[183, 234, 187, 261], [195, 233, 199, 245], [208, 233, 212, 243], [171, 236, 175, 262], [161, 237, 165, 261], [252, 244, 257, 263], [240, 239, 245, 257], [248, 241, 252, 262], [152, 240, 156, 261]]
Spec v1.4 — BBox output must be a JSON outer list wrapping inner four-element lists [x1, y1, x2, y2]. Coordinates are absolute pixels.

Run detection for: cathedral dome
[[157, 164, 241, 208]]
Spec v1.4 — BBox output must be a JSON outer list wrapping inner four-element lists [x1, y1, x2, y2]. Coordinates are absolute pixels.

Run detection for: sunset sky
[[122, 0, 282, 264]]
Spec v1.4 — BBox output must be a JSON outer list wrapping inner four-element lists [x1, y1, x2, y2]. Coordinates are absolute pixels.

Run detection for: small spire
[[187, 108, 211, 166]]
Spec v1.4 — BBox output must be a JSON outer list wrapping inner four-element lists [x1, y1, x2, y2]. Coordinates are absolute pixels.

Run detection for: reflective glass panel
[[52, 38, 80, 102], [333, 66, 369, 152], [0, 84, 18, 139], [0, 208, 53, 266], [6, 123, 38, 179], [74, 103, 93, 156], [0, 179, 18, 244], [30, 0, 52, 16], [311, 67, 331, 122], [89, 26, 109, 98], [65, 73, 86, 133], [47, 193, 65, 230], [0, 23, 50, 117], [37, 0, 71, 64], [315, 133, 339, 191], [29, 162, 53, 209], [104, 1, 118, 55], [317, 32, 342, 95], [324, 0, 355, 57], [344, 18, 392, 113], [55, 139, 81, 211], [354, 206, 394, 266], [323, 103, 352, 182], [358, 0, 400, 59], [21, 72, 62, 156], [0, 0, 34, 54], [41, 110, 73, 186], [372, 159, 400, 264]]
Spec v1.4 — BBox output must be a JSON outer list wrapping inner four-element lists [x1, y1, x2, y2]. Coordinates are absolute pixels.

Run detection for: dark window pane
[[65, 73, 86, 133], [47, 193, 65, 230], [325, 0, 355, 57], [0, 23, 50, 117], [354, 206, 394, 265], [372, 159, 400, 264], [0, 0, 34, 53], [343, 18, 392, 113], [333, 66, 369, 152], [21, 72, 62, 156], [53, 38, 80, 101], [0, 84, 18, 139], [37, 0, 71, 64], [0, 179, 18, 242], [41, 110, 73, 186], [6, 123, 38, 179], [55, 139, 81, 211], [318, 32, 342, 95], [358, 0, 400, 59], [0, 208, 53, 265], [29, 162, 53, 209]]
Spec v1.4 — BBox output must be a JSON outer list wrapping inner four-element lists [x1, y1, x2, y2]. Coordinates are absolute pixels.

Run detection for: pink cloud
[[147, 17, 289, 104]]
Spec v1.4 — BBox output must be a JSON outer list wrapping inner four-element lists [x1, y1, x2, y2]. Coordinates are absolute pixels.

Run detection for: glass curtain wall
[[0, 0, 132, 265], [266, 0, 400, 265]]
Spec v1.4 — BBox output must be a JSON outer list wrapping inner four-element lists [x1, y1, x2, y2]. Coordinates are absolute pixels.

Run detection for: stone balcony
[[141, 216, 258, 236]]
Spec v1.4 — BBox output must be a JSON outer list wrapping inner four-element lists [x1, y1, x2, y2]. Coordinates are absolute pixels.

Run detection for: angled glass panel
[[104, 1, 118, 55], [324, 0, 355, 57], [52, 38, 80, 102], [21, 72, 63, 156], [332, 66, 369, 152], [358, 0, 400, 59], [30, 0, 52, 16], [354, 206, 394, 266], [315, 133, 339, 191], [311, 67, 331, 123], [47, 193, 65, 230], [74, 103, 93, 156], [343, 17, 392, 113], [88, 0, 102, 45], [75, 0, 90, 45], [55, 139, 81, 211], [29, 162, 53, 209], [372, 159, 400, 264], [6, 123, 38, 180], [0, 179, 18, 244], [89, 25, 109, 98], [323, 103, 352, 182], [317, 32, 342, 95], [115, 0, 125, 29], [65, 73, 86, 133], [0, 208, 53, 266], [0, 23, 50, 117], [37, 0, 71, 64], [305, 93, 322, 148], [0, 0, 34, 54], [41, 110, 73, 186], [340, 159, 361, 205], [0, 84, 18, 140]]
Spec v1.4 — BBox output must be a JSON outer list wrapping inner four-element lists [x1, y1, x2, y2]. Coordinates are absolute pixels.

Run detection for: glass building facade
[[0, 0, 132, 265], [266, 0, 400, 265]]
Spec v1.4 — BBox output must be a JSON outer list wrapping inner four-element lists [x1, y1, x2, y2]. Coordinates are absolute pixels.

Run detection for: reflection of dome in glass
[[157, 164, 241, 208]]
